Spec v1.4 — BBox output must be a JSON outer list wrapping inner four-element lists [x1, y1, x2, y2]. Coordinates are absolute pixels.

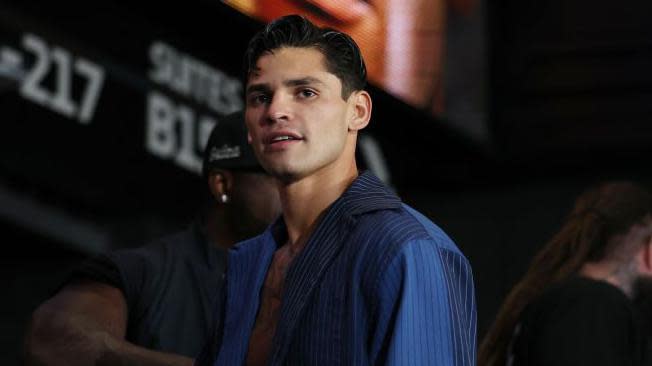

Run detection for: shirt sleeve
[[377, 240, 477, 366], [105, 247, 158, 313], [59, 253, 123, 292]]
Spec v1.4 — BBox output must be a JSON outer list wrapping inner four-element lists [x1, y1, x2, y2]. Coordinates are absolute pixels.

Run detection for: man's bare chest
[[246, 244, 300, 366]]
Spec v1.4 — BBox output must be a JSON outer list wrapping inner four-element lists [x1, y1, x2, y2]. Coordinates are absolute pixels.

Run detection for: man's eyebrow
[[284, 77, 325, 87], [246, 77, 325, 95], [246, 83, 271, 95]]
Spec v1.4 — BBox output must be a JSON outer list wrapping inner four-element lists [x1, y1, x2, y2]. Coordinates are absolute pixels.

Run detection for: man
[[23, 112, 281, 366], [197, 15, 476, 366], [479, 181, 652, 366]]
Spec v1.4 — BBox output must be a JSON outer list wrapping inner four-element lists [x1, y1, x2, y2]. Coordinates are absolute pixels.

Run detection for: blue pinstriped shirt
[[197, 172, 476, 366]]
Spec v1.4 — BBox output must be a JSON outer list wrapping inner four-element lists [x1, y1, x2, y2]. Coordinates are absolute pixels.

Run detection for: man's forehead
[[246, 47, 332, 84]]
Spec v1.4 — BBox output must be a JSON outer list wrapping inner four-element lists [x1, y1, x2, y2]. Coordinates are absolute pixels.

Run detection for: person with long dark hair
[[480, 181, 652, 366]]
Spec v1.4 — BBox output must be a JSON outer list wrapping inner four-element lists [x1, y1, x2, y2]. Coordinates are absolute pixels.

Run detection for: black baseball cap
[[202, 111, 264, 177]]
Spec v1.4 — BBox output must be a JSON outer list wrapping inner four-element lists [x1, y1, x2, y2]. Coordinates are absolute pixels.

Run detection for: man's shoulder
[[62, 229, 194, 302], [356, 202, 462, 255], [105, 227, 203, 273], [348, 203, 470, 288], [122, 227, 197, 255], [537, 277, 631, 311], [523, 277, 634, 333], [353, 204, 474, 315]]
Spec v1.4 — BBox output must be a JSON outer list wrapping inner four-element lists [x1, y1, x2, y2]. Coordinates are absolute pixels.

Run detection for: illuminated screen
[[223, 0, 486, 139]]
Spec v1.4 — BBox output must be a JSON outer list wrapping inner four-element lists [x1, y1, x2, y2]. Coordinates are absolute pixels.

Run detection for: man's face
[[245, 47, 356, 182]]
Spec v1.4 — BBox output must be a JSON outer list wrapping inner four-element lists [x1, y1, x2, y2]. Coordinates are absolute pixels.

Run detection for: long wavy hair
[[479, 181, 652, 366]]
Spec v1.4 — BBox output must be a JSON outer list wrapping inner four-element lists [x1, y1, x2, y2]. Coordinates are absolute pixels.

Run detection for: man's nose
[[265, 93, 292, 124]]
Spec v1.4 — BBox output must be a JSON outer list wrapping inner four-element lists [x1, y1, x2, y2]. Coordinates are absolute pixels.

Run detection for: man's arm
[[376, 241, 477, 366], [23, 280, 193, 366]]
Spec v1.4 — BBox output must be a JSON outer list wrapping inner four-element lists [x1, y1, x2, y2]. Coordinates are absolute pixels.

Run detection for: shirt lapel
[[216, 229, 277, 365]]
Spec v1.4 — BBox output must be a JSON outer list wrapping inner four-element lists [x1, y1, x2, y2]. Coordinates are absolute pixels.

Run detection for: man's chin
[[262, 164, 302, 184]]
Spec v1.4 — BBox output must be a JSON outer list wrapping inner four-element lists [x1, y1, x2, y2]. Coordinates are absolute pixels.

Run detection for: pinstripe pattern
[[201, 172, 477, 366]]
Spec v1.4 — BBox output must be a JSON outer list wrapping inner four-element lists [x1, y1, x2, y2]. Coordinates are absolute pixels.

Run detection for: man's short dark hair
[[243, 15, 367, 99]]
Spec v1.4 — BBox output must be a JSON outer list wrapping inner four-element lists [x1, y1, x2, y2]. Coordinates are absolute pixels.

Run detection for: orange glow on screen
[[224, 0, 476, 115]]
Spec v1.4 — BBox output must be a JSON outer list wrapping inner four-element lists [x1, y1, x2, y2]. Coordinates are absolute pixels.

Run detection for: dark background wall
[[3, 0, 652, 364]]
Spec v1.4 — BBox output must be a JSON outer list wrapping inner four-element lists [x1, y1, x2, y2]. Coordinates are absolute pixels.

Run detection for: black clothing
[[70, 223, 226, 358], [509, 276, 647, 366]]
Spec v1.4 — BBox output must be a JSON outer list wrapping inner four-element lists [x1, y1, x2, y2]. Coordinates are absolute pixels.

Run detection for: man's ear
[[207, 170, 234, 202], [348, 90, 372, 132]]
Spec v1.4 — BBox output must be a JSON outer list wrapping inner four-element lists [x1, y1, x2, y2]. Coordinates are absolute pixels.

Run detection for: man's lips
[[264, 131, 304, 145]]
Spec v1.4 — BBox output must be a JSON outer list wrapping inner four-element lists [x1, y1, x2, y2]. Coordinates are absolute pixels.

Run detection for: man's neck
[[202, 208, 237, 250], [580, 261, 635, 298], [279, 162, 358, 252]]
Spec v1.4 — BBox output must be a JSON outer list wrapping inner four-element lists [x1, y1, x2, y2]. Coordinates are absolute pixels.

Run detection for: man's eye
[[249, 94, 269, 104], [298, 89, 317, 98]]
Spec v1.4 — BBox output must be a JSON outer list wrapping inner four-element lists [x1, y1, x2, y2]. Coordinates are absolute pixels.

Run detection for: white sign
[[146, 91, 216, 174], [9, 33, 106, 124], [146, 40, 244, 174]]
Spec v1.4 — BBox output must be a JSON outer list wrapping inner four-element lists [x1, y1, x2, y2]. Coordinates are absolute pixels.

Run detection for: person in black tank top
[[23, 112, 281, 366]]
